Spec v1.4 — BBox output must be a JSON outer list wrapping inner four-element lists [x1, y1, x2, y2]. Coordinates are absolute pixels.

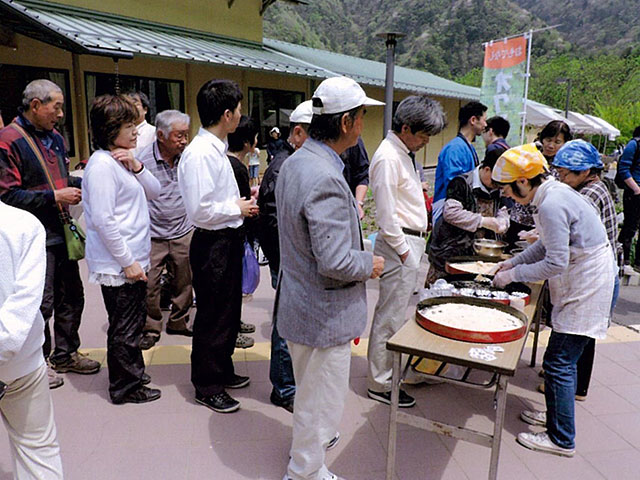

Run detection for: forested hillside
[[264, 0, 640, 140]]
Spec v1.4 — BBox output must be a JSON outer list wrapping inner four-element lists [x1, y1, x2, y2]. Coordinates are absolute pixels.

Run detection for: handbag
[[10, 123, 86, 260], [242, 240, 260, 295]]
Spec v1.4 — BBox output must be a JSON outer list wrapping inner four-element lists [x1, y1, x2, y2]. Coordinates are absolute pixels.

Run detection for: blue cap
[[553, 139, 603, 171]]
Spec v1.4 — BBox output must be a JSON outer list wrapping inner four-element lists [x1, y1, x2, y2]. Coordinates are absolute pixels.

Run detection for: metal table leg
[[386, 352, 402, 480], [488, 375, 509, 480], [529, 298, 542, 367]]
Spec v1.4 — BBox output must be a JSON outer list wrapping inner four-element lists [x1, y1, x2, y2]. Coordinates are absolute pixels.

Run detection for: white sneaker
[[283, 473, 345, 480], [516, 431, 575, 457], [520, 409, 546, 426], [326, 431, 340, 450]]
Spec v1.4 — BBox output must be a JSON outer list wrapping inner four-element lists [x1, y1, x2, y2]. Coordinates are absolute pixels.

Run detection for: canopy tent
[[584, 114, 621, 141], [525, 100, 577, 129], [565, 111, 607, 135]]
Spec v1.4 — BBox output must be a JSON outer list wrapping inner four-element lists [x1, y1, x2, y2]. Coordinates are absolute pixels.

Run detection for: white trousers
[[286, 341, 351, 480], [367, 234, 424, 392], [0, 363, 63, 480]]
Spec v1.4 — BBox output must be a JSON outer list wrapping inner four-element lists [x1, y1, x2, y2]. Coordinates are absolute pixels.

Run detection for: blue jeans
[[269, 266, 296, 401], [543, 331, 591, 449]]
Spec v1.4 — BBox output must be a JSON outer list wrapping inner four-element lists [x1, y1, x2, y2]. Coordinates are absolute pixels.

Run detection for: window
[[85, 72, 184, 149], [248, 88, 304, 146], [0, 64, 75, 156]]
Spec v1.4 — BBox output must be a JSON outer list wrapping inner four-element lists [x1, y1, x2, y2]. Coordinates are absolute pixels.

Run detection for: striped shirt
[[138, 142, 193, 240], [580, 179, 618, 258]]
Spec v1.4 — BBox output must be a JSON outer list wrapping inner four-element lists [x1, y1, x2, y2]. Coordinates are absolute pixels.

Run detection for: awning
[[0, 0, 337, 77], [1, 0, 480, 101]]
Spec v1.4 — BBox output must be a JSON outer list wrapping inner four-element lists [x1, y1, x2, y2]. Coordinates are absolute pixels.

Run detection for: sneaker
[[538, 382, 587, 400], [195, 391, 240, 413], [282, 473, 343, 480], [112, 386, 161, 405], [141, 372, 151, 385], [47, 363, 64, 389], [235, 334, 255, 349], [270, 391, 294, 413], [520, 409, 546, 426], [224, 374, 250, 389], [367, 388, 416, 408], [326, 432, 340, 450], [51, 352, 100, 375], [139, 333, 159, 350], [516, 431, 575, 457], [240, 322, 256, 334]]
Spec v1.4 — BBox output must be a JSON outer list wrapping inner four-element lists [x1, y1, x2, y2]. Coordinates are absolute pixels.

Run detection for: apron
[[533, 181, 615, 340]]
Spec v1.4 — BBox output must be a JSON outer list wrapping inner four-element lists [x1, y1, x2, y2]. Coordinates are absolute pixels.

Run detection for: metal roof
[[0, 0, 337, 77], [264, 38, 482, 100], [1, 0, 480, 101]]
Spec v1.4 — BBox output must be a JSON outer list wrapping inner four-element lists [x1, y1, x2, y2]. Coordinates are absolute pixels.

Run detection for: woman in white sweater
[[83, 94, 161, 405]]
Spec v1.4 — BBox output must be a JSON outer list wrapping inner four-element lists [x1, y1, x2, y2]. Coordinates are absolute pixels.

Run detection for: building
[[0, 0, 479, 168]]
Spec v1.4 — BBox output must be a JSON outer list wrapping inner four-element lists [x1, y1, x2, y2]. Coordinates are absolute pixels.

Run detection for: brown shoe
[[51, 352, 100, 375]]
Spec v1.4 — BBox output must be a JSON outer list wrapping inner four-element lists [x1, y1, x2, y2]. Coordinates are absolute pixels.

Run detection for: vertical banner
[[480, 35, 529, 148]]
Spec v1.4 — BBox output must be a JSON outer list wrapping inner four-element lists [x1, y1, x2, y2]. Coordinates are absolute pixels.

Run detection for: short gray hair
[[155, 110, 190, 137], [392, 95, 447, 136], [22, 79, 63, 110]]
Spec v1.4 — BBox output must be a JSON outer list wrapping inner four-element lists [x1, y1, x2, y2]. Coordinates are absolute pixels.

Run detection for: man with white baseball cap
[[257, 100, 312, 413], [267, 125, 289, 164], [276, 77, 384, 480]]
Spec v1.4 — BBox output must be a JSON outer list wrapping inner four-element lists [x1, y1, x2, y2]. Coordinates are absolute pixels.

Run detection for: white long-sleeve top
[[132, 120, 156, 158], [83, 150, 161, 278], [178, 127, 243, 230], [0, 201, 46, 382], [370, 131, 428, 255]]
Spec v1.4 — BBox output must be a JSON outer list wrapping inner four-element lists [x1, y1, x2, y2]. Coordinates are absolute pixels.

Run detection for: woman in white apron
[[491, 144, 615, 457]]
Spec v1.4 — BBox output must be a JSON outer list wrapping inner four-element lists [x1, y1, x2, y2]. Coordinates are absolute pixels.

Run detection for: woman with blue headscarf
[[551, 139, 620, 400]]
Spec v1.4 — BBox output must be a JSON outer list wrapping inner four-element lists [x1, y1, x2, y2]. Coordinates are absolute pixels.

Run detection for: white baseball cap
[[269, 127, 280, 135], [312, 76, 384, 115], [289, 100, 313, 124]]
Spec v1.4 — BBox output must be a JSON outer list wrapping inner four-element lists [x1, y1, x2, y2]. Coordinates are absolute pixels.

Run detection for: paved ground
[[1, 260, 639, 480]]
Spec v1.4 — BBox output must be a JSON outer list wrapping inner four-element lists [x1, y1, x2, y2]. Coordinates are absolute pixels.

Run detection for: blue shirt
[[433, 134, 479, 222], [617, 138, 640, 184]]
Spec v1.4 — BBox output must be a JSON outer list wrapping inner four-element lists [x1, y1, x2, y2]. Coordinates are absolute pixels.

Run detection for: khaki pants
[[145, 230, 193, 335], [0, 363, 63, 480], [367, 234, 424, 392], [286, 342, 351, 480]]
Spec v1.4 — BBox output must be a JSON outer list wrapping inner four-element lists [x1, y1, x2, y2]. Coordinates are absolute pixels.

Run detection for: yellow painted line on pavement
[[79, 325, 640, 367]]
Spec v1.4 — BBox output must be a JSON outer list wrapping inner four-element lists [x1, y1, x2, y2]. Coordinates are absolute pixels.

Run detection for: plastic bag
[[242, 240, 260, 295]]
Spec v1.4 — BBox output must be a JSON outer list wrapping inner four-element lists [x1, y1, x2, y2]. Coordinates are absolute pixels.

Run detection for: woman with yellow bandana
[[491, 144, 615, 458]]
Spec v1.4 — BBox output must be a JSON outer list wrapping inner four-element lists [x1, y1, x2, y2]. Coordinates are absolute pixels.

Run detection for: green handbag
[[10, 123, 86, 260], [61, 212, 86, 261]]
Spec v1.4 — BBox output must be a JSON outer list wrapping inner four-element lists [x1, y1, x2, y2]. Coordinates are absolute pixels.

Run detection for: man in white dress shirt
[[128, 91, 156, 158], [367, 95, 446, 408], [178, 79, 258, 414]]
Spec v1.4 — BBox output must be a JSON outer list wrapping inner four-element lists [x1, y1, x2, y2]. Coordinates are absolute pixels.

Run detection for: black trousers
[[190, 227, 243, 396], [576, 338, 595, 397], [41, 244, 84, 363], [619, 189, 640, 265], [101, 281, 147, 402]]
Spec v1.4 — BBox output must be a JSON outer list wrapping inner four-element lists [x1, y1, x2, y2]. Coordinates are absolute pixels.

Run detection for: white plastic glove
[[480, 217, 501, 233], [493, 268, 516, 288]]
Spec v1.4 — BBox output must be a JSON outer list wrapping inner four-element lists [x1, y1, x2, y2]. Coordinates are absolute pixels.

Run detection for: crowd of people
[[0, 74, 638, 479]]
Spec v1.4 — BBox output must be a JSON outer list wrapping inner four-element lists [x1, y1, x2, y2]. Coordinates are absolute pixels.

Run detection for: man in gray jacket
[[275, 76, 384, 480]]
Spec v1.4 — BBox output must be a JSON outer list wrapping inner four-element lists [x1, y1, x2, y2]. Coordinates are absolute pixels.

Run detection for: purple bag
[[242, 241, 260, 295]]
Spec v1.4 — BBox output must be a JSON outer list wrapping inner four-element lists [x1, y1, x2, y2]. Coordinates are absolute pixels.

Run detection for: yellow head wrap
[[491, 143, 549, 183]]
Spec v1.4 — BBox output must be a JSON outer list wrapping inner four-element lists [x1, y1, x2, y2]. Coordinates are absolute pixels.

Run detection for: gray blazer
[[274, 139, 373, 348]]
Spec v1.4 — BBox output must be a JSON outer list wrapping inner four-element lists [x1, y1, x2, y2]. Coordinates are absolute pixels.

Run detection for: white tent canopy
[[565, 111, 606, 135], [525, 100, 576, 129], [584, 114, 621, 141]]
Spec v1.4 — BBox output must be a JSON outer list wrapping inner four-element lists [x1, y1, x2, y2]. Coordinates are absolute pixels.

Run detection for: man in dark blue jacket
[[617, 126, 640, 269]]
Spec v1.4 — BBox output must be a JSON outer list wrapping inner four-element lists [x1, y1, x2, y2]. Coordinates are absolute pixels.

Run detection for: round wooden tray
[[415, 296, 528, 344]]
